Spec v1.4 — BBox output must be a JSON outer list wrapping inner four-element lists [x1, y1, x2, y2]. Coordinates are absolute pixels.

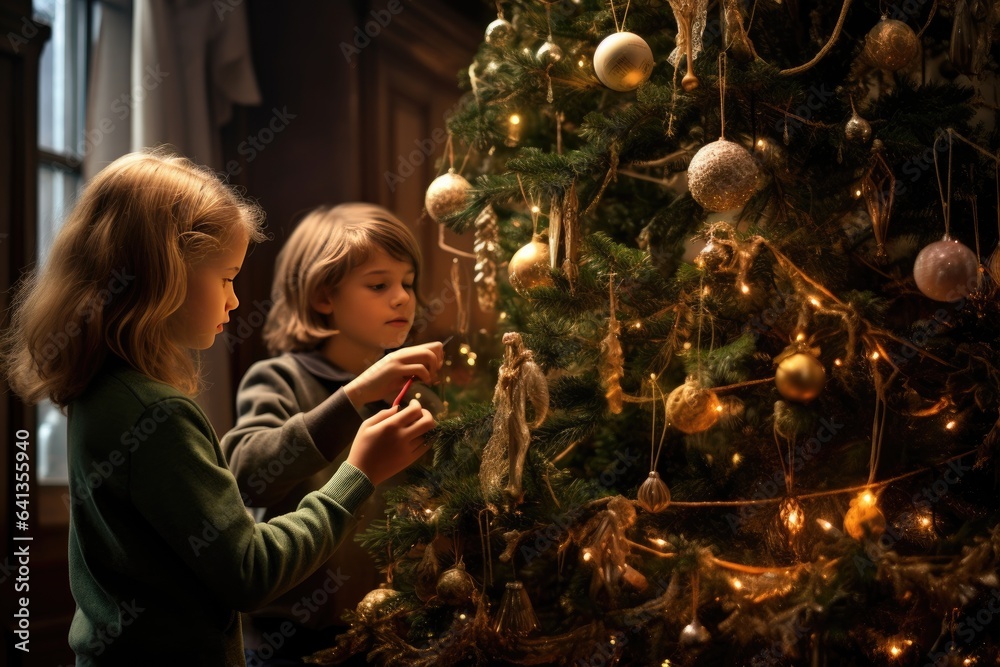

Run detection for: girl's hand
[[346, 400, 435, 485], [344, 342, 444, 408]]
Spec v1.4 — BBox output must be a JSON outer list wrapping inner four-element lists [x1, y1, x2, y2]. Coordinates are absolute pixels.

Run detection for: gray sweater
[[220, 352, 440, 631]]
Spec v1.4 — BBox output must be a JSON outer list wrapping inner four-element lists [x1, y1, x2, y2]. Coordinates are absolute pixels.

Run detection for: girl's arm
[[131, 396, 373, 611], [221, 358, 363, 507]]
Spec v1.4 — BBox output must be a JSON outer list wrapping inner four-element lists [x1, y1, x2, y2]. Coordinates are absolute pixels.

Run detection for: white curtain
[[84, 0, 262, 434]]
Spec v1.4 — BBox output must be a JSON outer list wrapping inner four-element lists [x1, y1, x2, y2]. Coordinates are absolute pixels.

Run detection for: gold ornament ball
[[425, 170, 471, 224], [636, 471, 671, 513], [686, 139, 759, 212], [508, 237, 554, 295], [863, 18, 919, 72], [775, 353, 826, 403], [485, 18, 514, 47], [913, 237, 980, 302], [593, 31, 654, 92], [356, 585, 400, 623], [843, 491, 886, 540], [665, 381, 721, 434], [436, 562, 475, 606], [681, 71, 699, 92]]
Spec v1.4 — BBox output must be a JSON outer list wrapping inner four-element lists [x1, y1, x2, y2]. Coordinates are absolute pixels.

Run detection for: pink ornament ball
[[912, 237, 980, 302]]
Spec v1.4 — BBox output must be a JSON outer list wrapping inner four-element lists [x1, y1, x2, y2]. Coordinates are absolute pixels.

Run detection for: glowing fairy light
[[795, 332, 806, 342], [509, 114, 521, 125], [860, 491, 875, 506], [499, 311, 508, 320], [808, 296, 821, 307], [740, 283, 750, 294], [731, 577, 743, 590], [460, 344, 469, 354], [834, 359, 842, 366], [817, 519, 833, 531], [756, 139, 766, 149], [531, 205, 540, 214], [871, 351, 880, 360], [732, 452, 742, 465], [945, 420, 956, 430], [682, 342, 692, 350]]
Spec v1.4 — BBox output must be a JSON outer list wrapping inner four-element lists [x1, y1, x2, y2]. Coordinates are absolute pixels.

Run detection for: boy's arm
[[220, 359, 363, 507]]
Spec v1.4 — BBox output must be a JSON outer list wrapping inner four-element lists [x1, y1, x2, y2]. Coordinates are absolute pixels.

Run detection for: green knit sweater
[[66, 358, 373, 665]]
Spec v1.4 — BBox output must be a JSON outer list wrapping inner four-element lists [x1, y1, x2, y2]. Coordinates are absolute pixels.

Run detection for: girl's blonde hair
[[263, 203, 422, 355], [3, 149, 266, 406]]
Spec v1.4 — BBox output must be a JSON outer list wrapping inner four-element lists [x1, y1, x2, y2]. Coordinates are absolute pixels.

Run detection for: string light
[[682, 342, 692, 350], [499, 311, 508, 320], [871, 351, 880, 360], [808, 296, 821, 307], [945, 420, 957, 430], [740, 283, 750, 294], [834, 358, 842, 366], [531, 205, 540, 214], [795, 332, 806, 342], [632, 321, 643, 329], [731, 577, 743, 590], [732, 453, 742, 465], [816, 518, 833, 531], [460, 344, 469, 354]]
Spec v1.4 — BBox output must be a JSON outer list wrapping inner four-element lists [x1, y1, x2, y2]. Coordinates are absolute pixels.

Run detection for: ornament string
[[933, 129, 954, 237], [667, 448, 976, 506], [516, 173, 541, 236], [495, 0, 504, 20], [778, 0, 853, 76], [478, 509, 494, 587], [609, 0, 621, 32], [451, 258, 470, 336], [915, 0, 937, 38], [652, 381, 670, 470], [718, 52, 727, 139]]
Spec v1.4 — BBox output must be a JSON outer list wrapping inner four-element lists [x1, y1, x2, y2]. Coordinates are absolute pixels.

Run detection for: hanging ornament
[[679, 617, 711, 646], [679, 572, 710, 646], [600, 276, 625, 414], [637, 471, 671, 513], [575, 496, 639, 599], [774, 346, 826, 403], [913, 237, 980, 302], [686, 139, 759, 212], [548, 192, 562, 270], [843, 490, 886, 540], [414, 542, 440, 602], [666, 377, 722, 434], [593, 32, 654, 92], [436, 561, 476, 606], [950, 0, 990, 78], [474, 206, 500, 312], [561, 181, 581, 289], [536, 40, 564, 66], [722, 0, 755, 62], [986, 244, 1000, 286], [779, 497, 805, 535], [355, 583, 400, 624], [425, 169, 471, 224], [485, 17, 515, 47], [494, 581, 539, 637], [508, 235, 554, 296], [480, 332, 549, 507], [844, 98, 872, 144], [862, 17, 919, 72], [666, 0, 710, 91], [861, 152, 895, 262]]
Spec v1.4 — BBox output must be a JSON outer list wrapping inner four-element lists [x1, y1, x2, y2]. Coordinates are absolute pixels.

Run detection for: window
[[34, 0, 91, 484]]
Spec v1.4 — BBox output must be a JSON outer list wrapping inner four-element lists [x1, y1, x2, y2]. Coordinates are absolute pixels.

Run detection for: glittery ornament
[[913, 237, 980, 302], [986, 245, 1000, 285], [473, 206, 500, 312], [775, 351, 826, 403], [686, 139, 758, 212], [950, 0, 990, 77], [863, 18, 920, 72], [843, 490, 886, 540], [436, 561, 475, 606], [355, 584, 400, 623], [636, 471, 671, 512], [600, 277, 624, 413], [508, 236, 554, 295], [665, 378, 721, 434], [845, 111, 872, 144], [425, 169, 471, 224], [779, 497, 805, 535], [593, 32, 654, 92], [536, 40, 563, 66], [485, 18, 514, 47]]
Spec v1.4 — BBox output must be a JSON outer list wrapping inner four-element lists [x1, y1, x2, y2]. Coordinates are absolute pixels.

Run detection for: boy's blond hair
[[3, 149, 266, 406], [263, 203, 422, 355]]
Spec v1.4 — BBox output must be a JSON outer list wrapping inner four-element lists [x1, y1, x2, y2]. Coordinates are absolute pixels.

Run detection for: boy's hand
[[344, 342, 444, 408], [346, 400, 435, 485]]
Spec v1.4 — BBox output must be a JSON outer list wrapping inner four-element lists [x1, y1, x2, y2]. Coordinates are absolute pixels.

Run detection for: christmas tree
[[313, 1, 1000, 665]]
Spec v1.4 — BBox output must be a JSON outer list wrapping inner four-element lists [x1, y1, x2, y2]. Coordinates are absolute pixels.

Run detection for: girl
[[2, 152, 435, 665], [220, 203, 444, 664]]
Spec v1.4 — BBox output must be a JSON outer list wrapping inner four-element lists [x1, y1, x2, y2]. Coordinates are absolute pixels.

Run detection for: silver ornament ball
[[536, 40, 563, 66], [485, 18, 514, 47], [593, 31, 654, 92], [687, 139, 759, 212], [913, 237, 980, 302]]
